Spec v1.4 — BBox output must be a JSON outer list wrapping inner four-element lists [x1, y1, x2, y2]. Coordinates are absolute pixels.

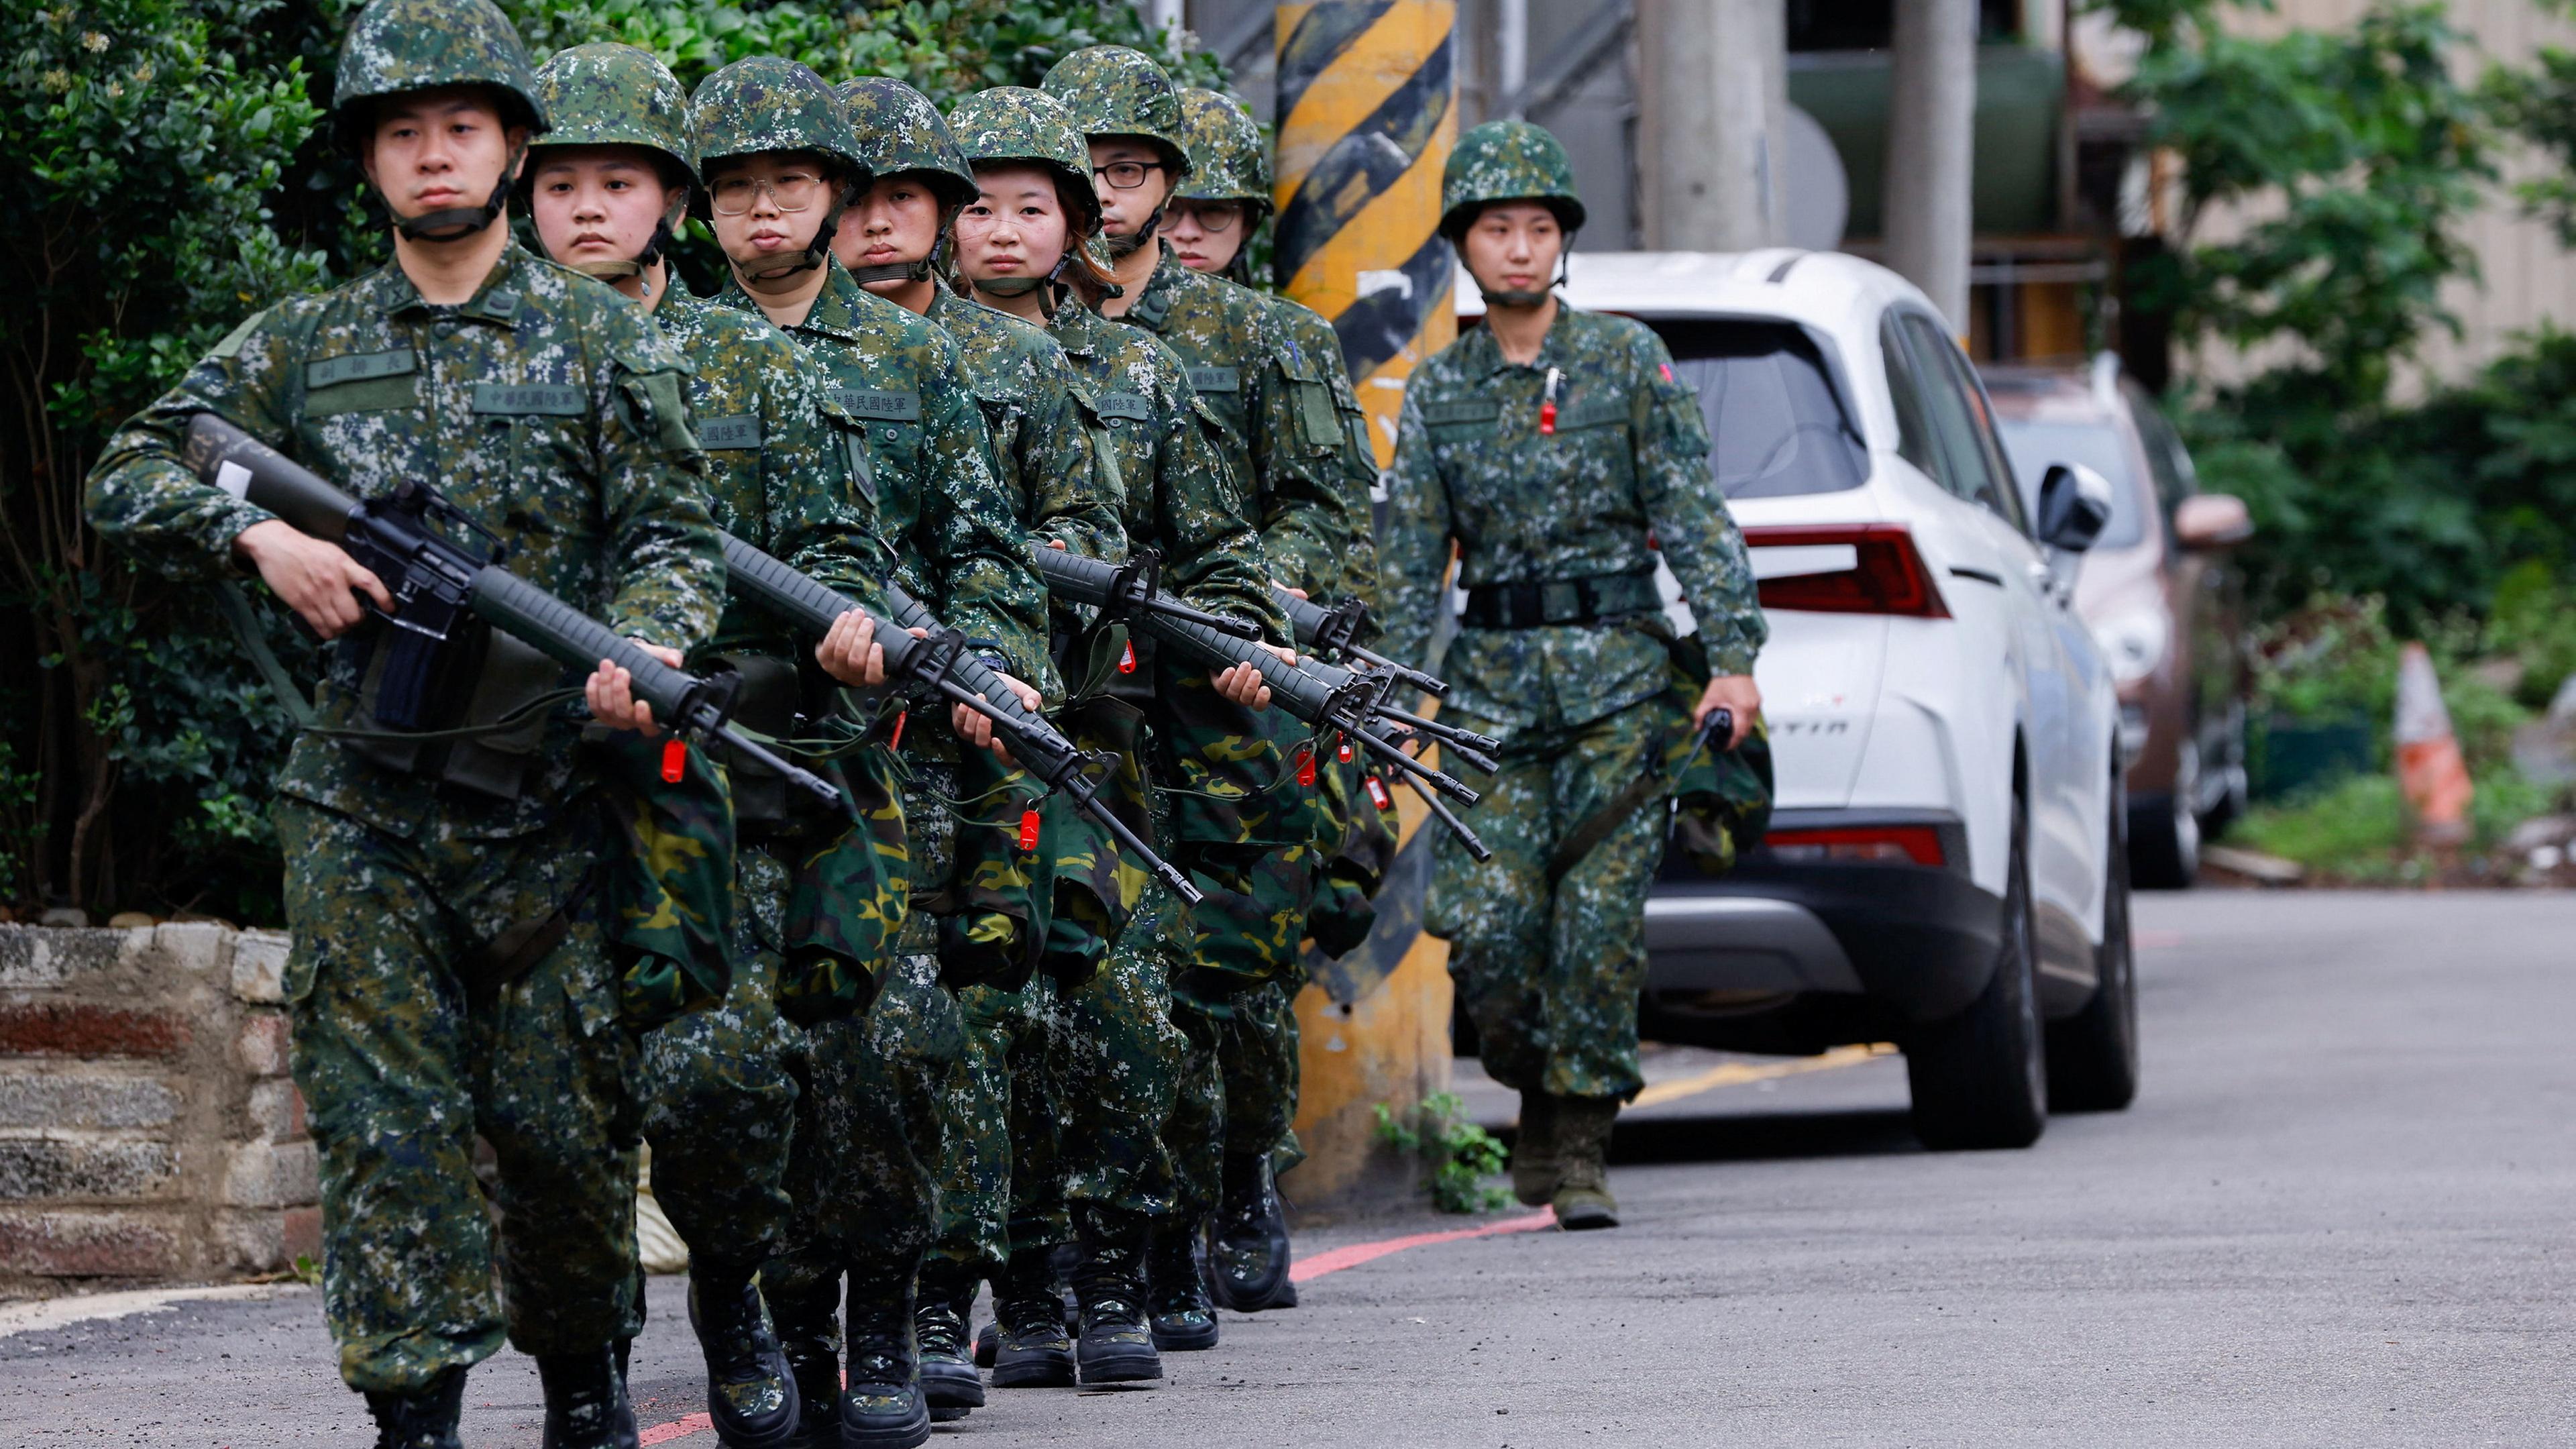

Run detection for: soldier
[[1380, 121, 1765, 1230], [1043, 44, 1373, 1327], [523, 43, 909, 1448], [688, 56, 1040, 1449], [82, 2, 726, 1444], [945, 82, 1292, 1383], [827, 72, 1124, 1420], [1164, 83, 1399, 1314]]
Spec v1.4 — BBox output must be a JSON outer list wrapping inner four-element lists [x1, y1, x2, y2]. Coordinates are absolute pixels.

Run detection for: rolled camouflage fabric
[[837, 76, 979, 207], [331, 0, 548, 152], [531, 42, 696, 180], [690, 55, 868, 180], [1040, 44, 1193, 178], [947, 85, 1102, 234], [1439, 118, 1585, 239], [1175, 87, 1269, 215]]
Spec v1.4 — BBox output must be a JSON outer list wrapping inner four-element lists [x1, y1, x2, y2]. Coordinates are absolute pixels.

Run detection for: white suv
[[1456, 251, 2137, 1148]]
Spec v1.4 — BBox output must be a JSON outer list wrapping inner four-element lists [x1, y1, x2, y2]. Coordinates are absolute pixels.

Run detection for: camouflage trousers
[[1167, 972, 1304, 1224], [924, 973, 1052, 1282], [274, 797, 641, 1395], [639, 841, 805, 1273], [1424, 694, 1686, 1102]]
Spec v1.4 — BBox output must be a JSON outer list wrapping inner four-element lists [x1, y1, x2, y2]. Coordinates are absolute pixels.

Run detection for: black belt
[[1458, 569, 1660, 629]]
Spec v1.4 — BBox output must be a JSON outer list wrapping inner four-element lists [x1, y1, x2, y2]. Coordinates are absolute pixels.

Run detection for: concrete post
[[1633, 0, 1787, 252], [1272, 0, 1458, 1214], [1884, 0, 1978, 331]]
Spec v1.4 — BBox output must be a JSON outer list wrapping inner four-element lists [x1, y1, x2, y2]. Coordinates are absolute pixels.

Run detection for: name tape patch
[[471, 382, 587, 417], [305, 350, 416, 390], [1095, 392, 1154, 422], [1185, 366, 1239, 395], [698, 415, 762, 449], [833, 388, 920, 422], [1421, 400, 1499, 426]]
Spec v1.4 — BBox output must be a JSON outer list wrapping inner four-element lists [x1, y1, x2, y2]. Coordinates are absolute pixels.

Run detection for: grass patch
[[1373, 1091, 1510, 1214], [2233, 769, 2567, 883]]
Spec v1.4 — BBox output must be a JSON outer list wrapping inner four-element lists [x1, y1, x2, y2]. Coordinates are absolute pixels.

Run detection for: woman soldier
[[1380, 121, 1766, 1230]]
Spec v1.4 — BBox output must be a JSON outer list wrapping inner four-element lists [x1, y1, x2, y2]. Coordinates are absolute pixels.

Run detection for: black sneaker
[[1209, 1151, 1295, 1311], [1146, 1228, 1218, 1352], [687, 1274, 802, 1448]]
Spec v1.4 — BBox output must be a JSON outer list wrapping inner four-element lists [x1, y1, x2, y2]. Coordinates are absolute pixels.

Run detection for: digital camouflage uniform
[[692, 55, 1041, 1436], [84, 237, 723, 1396], [1382, 123, 1765, 1114]]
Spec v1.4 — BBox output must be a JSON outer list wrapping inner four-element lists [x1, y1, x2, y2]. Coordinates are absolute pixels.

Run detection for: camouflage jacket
[[1382, 305, 1765, 731], [85, 244, 725, 839], [652, 287, 886, 661], [717, 259, 1049, 691], [1255, 291, 1381, 610], [1049, 300, 1280, 639], [1116, 246, 1368, 603], [924, 288, 1124, 568]]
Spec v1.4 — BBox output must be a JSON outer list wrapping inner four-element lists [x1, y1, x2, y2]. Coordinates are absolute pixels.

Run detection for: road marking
[[1627, 1042, 1895, 1110], [638, 1413, 714, 1446], [0, 1283, 292, 1340]]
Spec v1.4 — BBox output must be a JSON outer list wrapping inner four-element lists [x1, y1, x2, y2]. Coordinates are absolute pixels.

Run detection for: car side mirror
[[2035, 463, 2114, 553], [2173, 492, 2253, 550]]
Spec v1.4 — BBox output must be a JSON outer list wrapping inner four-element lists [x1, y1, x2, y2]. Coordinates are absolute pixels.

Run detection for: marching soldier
[[523, 43, 908, 1446], [689, 56, 1041, 1449], [1381, 121, 1766, 1230], [84, 3, 727, 1444], [945, 82, 1291, 1383]]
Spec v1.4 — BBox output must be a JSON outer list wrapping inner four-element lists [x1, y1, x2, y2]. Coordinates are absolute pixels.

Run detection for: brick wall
[[0, 923, 319, 1295]]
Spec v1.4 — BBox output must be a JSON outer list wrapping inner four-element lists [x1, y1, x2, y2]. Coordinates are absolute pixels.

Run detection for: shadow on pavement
[[1601, 1108, 1922, 1167]]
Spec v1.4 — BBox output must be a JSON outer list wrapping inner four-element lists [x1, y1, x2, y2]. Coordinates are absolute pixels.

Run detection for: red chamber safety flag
[[660, 737, 686, 784], [1019, 807, 1040, 852]]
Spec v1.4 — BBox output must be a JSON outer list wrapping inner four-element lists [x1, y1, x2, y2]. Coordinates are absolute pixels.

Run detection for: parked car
[[1454, 251, 2135, 1148], [1985, 356, 2253, 888]]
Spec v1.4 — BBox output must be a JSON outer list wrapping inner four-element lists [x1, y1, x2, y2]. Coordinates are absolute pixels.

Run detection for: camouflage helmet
[[331, 0, 549, 153], [529, 44, 696, 182], [947, 86, 1101, 234], [1175, 87, 1269, 214], [1040, 45, 1193, 178], [1439, 119, 1585, 239], [837, 77, 978, 208], [690, 56, 867, 180]]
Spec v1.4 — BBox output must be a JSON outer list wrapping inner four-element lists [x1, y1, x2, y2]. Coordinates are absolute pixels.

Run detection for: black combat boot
[[536, 1349, 639, 1449], [987, 1244, 1076, 1388], [1509, 1090, 1562, 1208], [1208, 1150, 1295, 1311], [365, 1366, 465, 1449], [1550, 1094, 1621, 1231], [839, 1267, 930, 1448], [1146, 1223, 1218, 1351], [1071, 1217, 1162, 1385], [761, 1273, 841, 1449], [913, 1262, 985, 1421], [686, 1260, 802, 1448]]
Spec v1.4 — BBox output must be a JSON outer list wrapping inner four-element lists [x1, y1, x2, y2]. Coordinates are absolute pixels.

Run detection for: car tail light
[[1764, 824, 1947, 867], [1745, 525, 1951, 618]]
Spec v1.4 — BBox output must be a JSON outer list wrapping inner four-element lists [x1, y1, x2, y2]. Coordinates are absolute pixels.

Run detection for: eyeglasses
[[708, 172, 826, 215], [1170, 201, 1242, 234], [1091, 160, 1171, 191]]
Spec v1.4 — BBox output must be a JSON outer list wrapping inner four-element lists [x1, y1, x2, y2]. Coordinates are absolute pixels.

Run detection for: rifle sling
[[1544, 771, 1664, 889]]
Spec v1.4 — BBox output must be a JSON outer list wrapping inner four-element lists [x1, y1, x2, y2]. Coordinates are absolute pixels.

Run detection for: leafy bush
[[1373, 1091, 1509, 1215], [1, 0, 1233, 921]]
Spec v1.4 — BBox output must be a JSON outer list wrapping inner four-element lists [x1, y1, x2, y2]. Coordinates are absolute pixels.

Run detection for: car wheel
[[1905, 796, 2047, 1150], [2129, 739, 2200, 889], [2047, 793, 2140, 1112]]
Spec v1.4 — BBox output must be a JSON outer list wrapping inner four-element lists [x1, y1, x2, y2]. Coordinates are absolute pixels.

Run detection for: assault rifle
[[717, 535, 1201, 906], [1029, 549, 1488, 833], [1270, 586, 1503, 772], [182, 413, 848, 817]]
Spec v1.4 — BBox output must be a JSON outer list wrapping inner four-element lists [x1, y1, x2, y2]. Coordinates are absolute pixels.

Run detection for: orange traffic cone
[[2394, 642, 2473, 846]]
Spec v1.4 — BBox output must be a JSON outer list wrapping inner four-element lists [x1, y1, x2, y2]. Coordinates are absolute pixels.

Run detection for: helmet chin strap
[[1474, 229, 1577, 310], [390, 142, 527, 243], [745, 184, 853, 282], [1104, 203, 1164, 259], [849, 203, 962, 286]]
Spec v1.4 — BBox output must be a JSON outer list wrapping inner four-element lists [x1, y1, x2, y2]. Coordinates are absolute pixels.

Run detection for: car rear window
[[1993, 417, 2148, 549], [1650, 319, 1869, 498]]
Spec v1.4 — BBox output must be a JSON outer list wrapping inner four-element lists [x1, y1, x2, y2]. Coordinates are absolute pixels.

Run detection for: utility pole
[[1633, 0, 1786, 252], [1884, 0, 1978, 331]]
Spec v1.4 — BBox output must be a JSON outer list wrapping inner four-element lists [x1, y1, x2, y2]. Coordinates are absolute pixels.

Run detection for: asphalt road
[[6, 890, 2574, 1447]]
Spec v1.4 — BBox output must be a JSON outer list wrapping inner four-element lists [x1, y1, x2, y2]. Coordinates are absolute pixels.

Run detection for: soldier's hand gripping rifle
[[182, 412, 849, 818], [1028, 549, 1485, 819], [1269, 586, 1504, 771], [716, 535, 1203, 907]]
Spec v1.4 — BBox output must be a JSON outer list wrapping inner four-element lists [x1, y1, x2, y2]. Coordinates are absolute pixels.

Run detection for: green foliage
[[2479, 0, 2576, 246], [1, 0, 1233, 920], [1373, 1091, 1509, 1215], [2235, 769, 2563, 881]]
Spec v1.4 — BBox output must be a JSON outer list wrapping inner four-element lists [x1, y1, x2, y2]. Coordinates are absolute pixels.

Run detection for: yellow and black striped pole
[[1273, 1, 1461, 1208]]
